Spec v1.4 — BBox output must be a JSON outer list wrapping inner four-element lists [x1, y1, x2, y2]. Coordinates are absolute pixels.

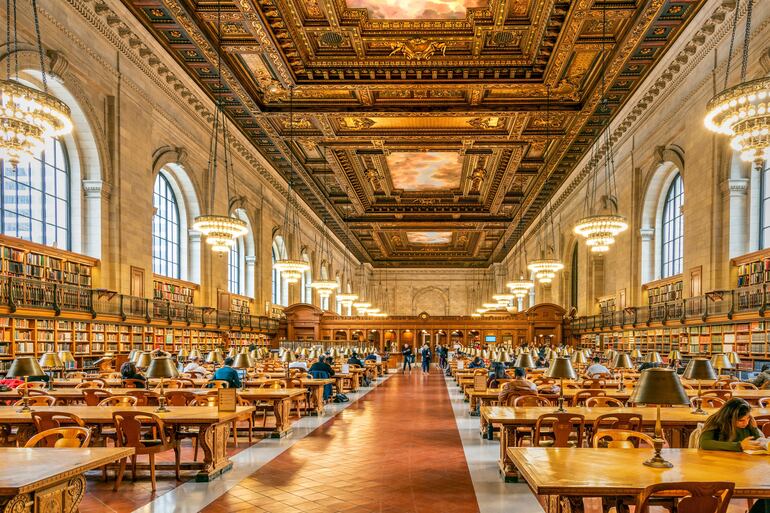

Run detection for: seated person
[[750, 364, 770, 389], [212, 357, 242, 388], [584, 357, 610, 377], [467, 356, 485, 369], [497, 367, 538, 404], [309, 356, 335, 377], [535, 356, 548, 368], [182, 356, 208, 375], [288, 359, 309, 372], [348, 352, 364, 367], [365, 352, 377, 361], [699, 398, 766, 452], [487, 362, 507, 388], [151, 348, 171, 358], [120, 361, 146, 388]]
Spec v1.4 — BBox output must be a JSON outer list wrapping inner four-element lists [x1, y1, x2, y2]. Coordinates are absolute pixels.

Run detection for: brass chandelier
[[529, 201, 563, 284], [0, 0, 73, 166], [506, 243, 534, 298], [704, 0, 768, 163], [309, 223, 339, 299]]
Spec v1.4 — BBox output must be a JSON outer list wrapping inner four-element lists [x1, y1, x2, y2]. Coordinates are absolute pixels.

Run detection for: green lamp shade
[[710, 354, 732, 371], [683, 358, 717, 381], [668, 350, 682, 361], [178, 348, 189, 358], [7, 357, 45, 378], [644, 352, 663, 364], [189, 348, 202, 360], [232, 353, 252, 369], [58, 350, 75, 364], [206, 350, 224, 364], [726, 352, 741, 365], [570, 351, 587, 364], [145, 357, 179, 379], [545, 357, 577, 380], [135, 352, 153, 369], [630, 349, 643, 359], [629, 368, 689, 405], [514, 354, 535, 369], [612, 353, 634, 369], [38, 352, 63, 369]]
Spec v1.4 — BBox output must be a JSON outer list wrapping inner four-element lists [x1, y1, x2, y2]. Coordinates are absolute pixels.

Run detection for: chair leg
[[149, 453, 156, 492], [131, 455, 137, 482], [193, 438, 198, 462], [248, 417, 253, 444], [113, 458, 126, 492], [231, 421, 238, 446], [174, 445, 181, 481]]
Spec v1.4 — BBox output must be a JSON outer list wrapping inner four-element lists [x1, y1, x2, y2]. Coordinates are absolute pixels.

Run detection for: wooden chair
[[729, 382, 758, 391], [634, 482, 734, 513], [165, 390, 196, 406], [16, 382, 47, 390], [207, 380, 230, 389], [14, 395, 56, 407], [692, 396, 726, 409], [185, 371, 206, 379], [563, 382, 582, 390], [287, 378, 307, 418], [64, 372, 86, 380], [25, 389, 51, 397], [24, 427, 92, 448], [593, 429, 656, 448], [760, 397, 770, 408], [83, 389, 112, 406], [75, 379, 106, 389], [190, 395, 218, 407], [533, 413, 584, 448], [571, 389, 606, 407], [126, 390, 160, 406], [30, 411, 87, 447], [754, 414, 770, 437], [532, 377, 556, 386], [512, 395, 551, 407], [585, 396, 624, 408], [112, 411, 180, 491], [713, 378, 737, 389], [164, 378, 195, 389], [121, 378, 147, 389], [100, 372, 122, 380], [98, 396, 138, 407], [581, 379, 606, 389], [591, 413, 643, 434], [702, 389, 732, 400], [589, 372, 613, 380]]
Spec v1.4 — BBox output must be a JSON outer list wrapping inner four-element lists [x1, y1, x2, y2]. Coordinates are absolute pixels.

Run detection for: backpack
[[333, 393, 349, 403]]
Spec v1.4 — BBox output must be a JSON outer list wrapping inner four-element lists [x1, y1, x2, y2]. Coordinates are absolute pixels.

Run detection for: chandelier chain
[[12, 0, 18, 79], [724, 0, 740, 90], [31, 0, 47, 92], [5, 0, 10, 80], [740, 0, 753, 83]]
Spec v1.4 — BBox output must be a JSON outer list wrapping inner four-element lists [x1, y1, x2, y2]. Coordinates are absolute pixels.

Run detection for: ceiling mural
[[406, 232, 453, 245], [122, 0, 708, 267]]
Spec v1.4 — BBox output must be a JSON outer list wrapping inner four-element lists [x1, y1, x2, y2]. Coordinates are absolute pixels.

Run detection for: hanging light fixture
[[0, 0, 73, 166], [272, 85, 310, 280], [335, 243, 358, 314], [506, 243, 534, 298], [573, 3, 627, 253], [705, 0, 768, 163], [529, 201, 564, 284], [309, 217, 339, 299], [191, 0, 247, 253]]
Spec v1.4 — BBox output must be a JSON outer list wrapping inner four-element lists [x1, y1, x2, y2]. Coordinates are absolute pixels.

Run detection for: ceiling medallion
[[388, 38, 446, 61]]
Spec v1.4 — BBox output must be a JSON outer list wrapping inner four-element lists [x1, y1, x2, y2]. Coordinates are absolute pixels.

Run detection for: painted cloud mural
[[346, 0, 487, 19], [387, 152, 461, 191]]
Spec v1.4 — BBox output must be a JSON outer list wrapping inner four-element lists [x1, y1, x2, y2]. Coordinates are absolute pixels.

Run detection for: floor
[[75, 367, 755, 513]]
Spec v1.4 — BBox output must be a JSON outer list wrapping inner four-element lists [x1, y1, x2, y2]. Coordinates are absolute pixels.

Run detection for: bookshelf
[[597, 295, 616, 315], [0, 235, 96, 288], [732, 249, 770, 309], [153, 275, 196, 305], [643, 276, 684, 306], [231, 295, 251, 315]]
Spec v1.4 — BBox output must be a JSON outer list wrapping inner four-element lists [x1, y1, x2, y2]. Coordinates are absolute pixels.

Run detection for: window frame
[[660, 173, 684, 278]]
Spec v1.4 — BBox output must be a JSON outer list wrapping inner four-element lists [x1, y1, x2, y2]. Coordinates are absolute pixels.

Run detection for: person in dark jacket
[[120, 361, 146, 388], [309, 356, 335, 377], [347, 353, 364, 367], [213, 357, 242, 388], [468, 356, 484, 369], [420, 344, 432, 373], [402, 344, 413, 373]]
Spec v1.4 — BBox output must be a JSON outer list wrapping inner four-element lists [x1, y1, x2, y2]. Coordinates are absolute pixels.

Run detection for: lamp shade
[[668, 350, 682, 361], [644, 352, 662, 364], [145, 357, 179, 379], [570, 351, 587, 364], [189, 348, 202, 360], [545, 357, 577, 380], [232, 353, 252, 369], [514, 354, 535, 369], [710, 354, 732, 371], [7, 357, 45, 378], [281, 351, 295, 363], [135, 352, 153, 369], [38, 352, 62, 369], [130, 350, 142, 363], [683, 358, 717, 381], [178, 348, 189, 358], [726, 352, 741, 365], [127, 349, 139, 362], [227, 348, 236, 358], [629, 368, 689, 406], [612, 353, 634, 369], [630, 349, 643, 359], [58, 350, 75, 364], [206, 350, 224, 364]]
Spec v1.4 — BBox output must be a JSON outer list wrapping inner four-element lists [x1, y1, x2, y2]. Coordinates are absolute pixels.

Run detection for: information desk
[[0, 447, 133, 513], [507, 447, 770, 513], [0, 406, 253, 481]]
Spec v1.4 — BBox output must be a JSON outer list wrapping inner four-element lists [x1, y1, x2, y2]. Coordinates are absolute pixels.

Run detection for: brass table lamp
[[38, 352, 63, 390], [232, 353, 252, 370], [629, 368, 690, 468], [135, 352, 153, 370], [545, 357, 577, 413], [146, 357, 179, 412], [710, 353, 732, 376], [683, 358, 717, 415], [206, 349, 224, 366], [513, 354, 535, 369], [644, 352, 663, 367], [7, 357, 45, 412], [612, 353, 634, 391], [189, 348, 202, 360], [630, 348, 643, 362]]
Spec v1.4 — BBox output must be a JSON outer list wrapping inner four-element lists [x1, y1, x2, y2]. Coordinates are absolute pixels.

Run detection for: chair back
[[593, 429, 655, 448], [287, 378, 303, 389], [581, 379, 606, 389], [25, 389, 51, 397], [186, 371, 205, 379], [24, 427, 91, 448], [82, 389, 111, 406], [532, 377, 556, 386], [754, 414, 770, 438], [126, 390, 160, 406], [634, 482, 734, 513], [31, 411, 85, 437], [760, 397, 770, 408], [534, 413, 585, 447], [167, 378, 195, 389], [98, 395, 138, 407], [15, 395, 56, 406], [207, 380, 230, 389], [702, 389, 732, 400], [121, 378, 146, 389], [693, 396, 726, 409], [592, 413, 643, 433], [17, 381, 47, 390], [571, 389, 606, 407], [512, 395, 551, 407], [165, 390, 197, 406], [563, 382, 581, 390], [75, 379, 105, 389], [585, 396, 625, 408], [113, 411, 172, 452], [728, 382, 757, 391], [64, 372, 86, 380], [191, 395, 218, 407]]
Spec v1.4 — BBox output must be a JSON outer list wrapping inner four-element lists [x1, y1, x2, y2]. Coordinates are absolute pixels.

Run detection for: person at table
[[749, 364, 770, 389], [347, 352, 364, 367], [468, 356, 485, 369], [309, 355, 335, 377], [584, 357, 610, 377], [497, 367, 537, 404], [120, 361, 146, 388], [151, 348, 171, 358], [420, 344, 432, 374], [699, 398, 765, 452], [487, 362, 507, 388], [183, 355, 208, 376], [288, 358, 309, 372], [401, 344, 413, 373], [212, 357, 242, 388]]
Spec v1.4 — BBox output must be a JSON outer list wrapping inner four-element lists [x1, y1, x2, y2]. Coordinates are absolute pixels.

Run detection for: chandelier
[[273, 260, 307, 283], [527, 259, 564, 284], [573, 214, 628, 253], [353, 301, 371, 315], [310, 280, 339, 298], [0, 1, 73, 166], [507, 278, 534, 298], [192, 0, 245, 254], [336, 293, 358, 308], [704, 1, 767, 163], [492, 293, 515, 305]]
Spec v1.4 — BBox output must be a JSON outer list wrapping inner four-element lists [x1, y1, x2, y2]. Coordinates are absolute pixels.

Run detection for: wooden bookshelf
[[643, 275, 684, 306], [0, 234, 97, 288], [597, 295, 616, 315], [153, 275, 196, 305]]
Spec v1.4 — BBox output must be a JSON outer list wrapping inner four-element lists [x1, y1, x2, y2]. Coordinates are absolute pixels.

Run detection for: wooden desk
[[0, 406, 253, 481], [237, 388, 307, 436], [507, 447, 770, 513], [482, 405, 770, 481], [246, 379, 333, 416], [0, 447, 133, 513]]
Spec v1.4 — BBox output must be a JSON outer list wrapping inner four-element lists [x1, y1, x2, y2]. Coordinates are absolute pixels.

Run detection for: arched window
[[760, 167, 770, 249], [272, 236, 288, 306], [661, 173, 683, 278], [152, 173, 181, 278], [300, 251, 312, 304], [570, 244, 578, 309], [228, 235, 243, 295], [1, 137, 71, 249]]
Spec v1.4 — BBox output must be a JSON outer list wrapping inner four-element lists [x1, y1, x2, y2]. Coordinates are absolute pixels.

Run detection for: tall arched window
[[272, 236, 288, 306], [228, 235, 243, 295], [661, 173, 683, 278], [152, 173, 181, 278], [300, 251, 312, 304], [1, 137, 70, 249], [570, 244, 578, 309], [760, 167, 770, 249]]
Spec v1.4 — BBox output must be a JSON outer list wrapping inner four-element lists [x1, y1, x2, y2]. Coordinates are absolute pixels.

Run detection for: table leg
[[469, 395, 478, 416], [195, 421, 233, 482], [311, 386, 324, 416], [499, 425, 520, 482], [271, 398, 292, 437], [0, 474, 85, 513]]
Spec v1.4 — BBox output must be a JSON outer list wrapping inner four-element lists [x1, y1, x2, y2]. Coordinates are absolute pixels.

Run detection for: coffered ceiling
[[122, 0, 706, 267]]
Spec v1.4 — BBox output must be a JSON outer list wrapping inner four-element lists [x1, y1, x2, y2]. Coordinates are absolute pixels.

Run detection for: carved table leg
[[541, 495, 584, 513], [499, 425, 520, 482], [0, 474, 85, 513], [195, 421, 233, 482], [271, 398, 292, 438], [310, 386, 324, 416]]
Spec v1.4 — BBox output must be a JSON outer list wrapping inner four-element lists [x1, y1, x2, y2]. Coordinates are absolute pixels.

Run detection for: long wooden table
[[482, 405, 770, 481], [245, 379, 333, 416], [0, 447, 133, 513], [507, 447, 770, 513], [0, 405, 254, 481]]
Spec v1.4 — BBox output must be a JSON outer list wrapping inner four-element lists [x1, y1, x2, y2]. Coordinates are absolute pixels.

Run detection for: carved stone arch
[[411, 286, 449, 316], [152, 146, 190, 176]]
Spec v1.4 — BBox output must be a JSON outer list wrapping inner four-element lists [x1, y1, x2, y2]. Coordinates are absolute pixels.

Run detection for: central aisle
[[202, 368, 480, 513]]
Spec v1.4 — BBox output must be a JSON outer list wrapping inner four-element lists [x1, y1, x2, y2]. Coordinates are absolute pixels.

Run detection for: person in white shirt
[[584, 357, 610, 377], [182, 356, 208, 376], [288, 359, 309, 372]]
